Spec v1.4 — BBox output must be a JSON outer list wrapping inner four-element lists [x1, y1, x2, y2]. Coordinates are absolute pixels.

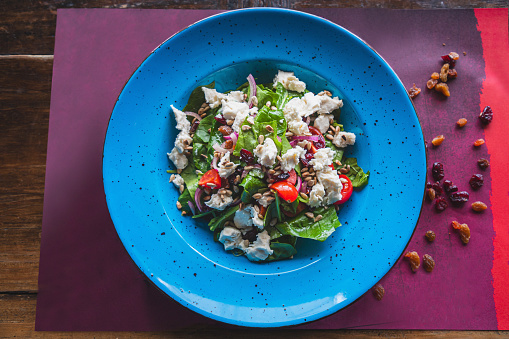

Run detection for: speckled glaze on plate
[[103, 8, 426, 327]]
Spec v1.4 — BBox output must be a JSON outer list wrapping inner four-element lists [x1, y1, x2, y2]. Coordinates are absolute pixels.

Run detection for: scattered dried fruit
[[472, 201, 488, 212], [432, 181, 444, 196], [449, 191, 469, 204], [404, 251, 421, 272], [422, 254, 436, 272], [432, 162, 445, 181], [426, 188, 436, 201], [456, 118, 467, 127], [425, 230, 436, 242], [431, 72, 440, 80], [373, 284, 385, 301], [477, 158, 490, 170], [435, 82, 451, 97], [473, 138, 485, 147], [469, 174, 484, 190], [479, 106, 493, 125], [452, 221, 470, 244], [218, 125, 233, 136], [435, 196, 448, 211], [427, 79, 438, 89], [408, 84, 421, 99], [440, 63, 450, 82], [447, 69, 458, 78], [432, 135, 445, 146], [443, 179, 458, 194]]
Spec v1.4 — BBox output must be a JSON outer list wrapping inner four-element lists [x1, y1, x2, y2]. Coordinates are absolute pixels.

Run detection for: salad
[[167, 70, 369, 262]]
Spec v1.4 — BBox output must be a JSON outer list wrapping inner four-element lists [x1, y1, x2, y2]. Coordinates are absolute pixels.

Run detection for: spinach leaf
[[206, 120, 224, 157], [342, 157, 370, 188], [177, 189, 193, 214], [183, 81, 214, 113], [256, 84, 280, 108], [208, 205, 239, 231], [240, 169, 266, 203], [192, 142, 210, 173], [275, 206, 340, 242], [233, 120, 257, 156], [263, 201, 278, 229], [180, 161, 199, 199], [264, 242, 297, 262], [193, 114, 215, 144]]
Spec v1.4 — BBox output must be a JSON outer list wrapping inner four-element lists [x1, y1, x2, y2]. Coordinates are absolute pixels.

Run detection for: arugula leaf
[[183, 81, 214, 113], [264, 242, 297, 262], [342, 157, 370, 187], [240, 169, 266, 203], [275, 206, 340, 242], [209, 205, 239, 231]]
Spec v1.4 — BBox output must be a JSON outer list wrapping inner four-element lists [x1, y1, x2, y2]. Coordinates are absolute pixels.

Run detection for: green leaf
[[256, 84, 280, 109], [342, 157, 370, 188], [325, 140, 344, 169], [183, 81, 214, 113], [180, 161, 199, 199], [192, 142, 209, 173], [193, 114, 215, 144], [275, 206, 341, 242], [264, 242, 297, 262], [233, 120, 257, 156], [239, 169, 266, 203], [177, 189, 193, 214], [274, 192, 282, 222], [208, 205, 239, 231], [206, 119, 224, 157], [263, 201, 278, 229], [255, 107, 287, 136]]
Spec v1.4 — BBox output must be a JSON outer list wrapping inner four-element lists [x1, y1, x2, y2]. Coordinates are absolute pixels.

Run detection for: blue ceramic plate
[[103, 8, 425, 327]]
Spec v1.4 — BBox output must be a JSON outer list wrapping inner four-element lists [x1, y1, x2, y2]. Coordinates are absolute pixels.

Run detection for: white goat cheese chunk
[[245, 230, 273, 261], [273, 70, 306, 93], [254, 138, 278, 167], [204, 193, 233, 210], [202, 87, 226, 109], [308, 182, 325, 208], [309, 147, 335, 171], [171, 105, 191, 131], [221, 100, 250, 121], [168, 148, 188, 169], [217, 152, 238, 178], [174, 130, 193, 153], [281, 146, 306, 172], [333, 131, 356, 148], [171, 174, 185, 188], [313, 114, 332, 134], [219, 227, 248, 251]]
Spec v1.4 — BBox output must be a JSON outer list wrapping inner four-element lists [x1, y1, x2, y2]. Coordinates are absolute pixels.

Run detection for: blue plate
[[103, 8, 426, 327]]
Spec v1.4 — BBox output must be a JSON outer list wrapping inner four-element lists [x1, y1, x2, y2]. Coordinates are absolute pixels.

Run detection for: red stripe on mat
[[475, 8, 509, 330]]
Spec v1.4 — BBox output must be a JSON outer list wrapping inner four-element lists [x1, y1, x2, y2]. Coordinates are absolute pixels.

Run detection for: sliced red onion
[[230, 132, 238, 145], [290, 140, 299, 147], [211, 156, 219, 170], [276, 136, 281, 142], [247, 74, 257, 109], [184, 111, 202, 121], [187, 201, 196, 215], [300, 181, 307, 193], [291, 135, 321, 142], [213, 143, 229, 153], [295, 176, 302, 192], [194, 188, 204, 212], [231, 197, 242, 206], [223, 135, 231, 140]]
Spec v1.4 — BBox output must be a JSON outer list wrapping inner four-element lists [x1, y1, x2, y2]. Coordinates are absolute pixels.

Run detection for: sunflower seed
[[177, 169, 182, 174], [340, 167, 350, 174], [268, 169, 276, 175], [227, 119, 234, 126], [252, 193, 262, 199], [335, 160, 342, 166], [195, 170, 203, 175], [276, 155, 282, 162], [179, 185, 185, 193], [265, 125, 274, 133], [258, 135, 264, 144], [242, 125, 252, 131], [304, 176, 313, 182], [300, 193, 309, 199], [314, 215, 323, 222], [176, 201, 182, 209], [206, 182, 216, 187], [285, 131, 294, 137], [271, 106, 277, 110], [305, 212, 314, 219], [169, 174, 176, 182], [258, 213, 264, 219], [306, 142, 312, 150], [181, 211, 187, 216], [326, 134, 334, 140], [307, 180, 315, 187]]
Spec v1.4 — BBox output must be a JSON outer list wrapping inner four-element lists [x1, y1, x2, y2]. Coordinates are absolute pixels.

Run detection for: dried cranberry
[[435, 196, 448, 211], [469, 174, 484, 190], [432, 181, 444, 196], [242, 229, 258, 242], [477, 158, 490, 170], [315, 139, 326, 149], [214, 114, 227, 125], [190, 120, 200, 133], [432, 162, 444, 181], [300, 158, 310, 167], [426, 182, 433, 189], [441, 54, 456, 67], [443, 180, 458, 194], [449, 191, 469, 204], [479, 106, 493, 125], [240, 149, 254, 164], [305, 152, 314, 160], [274, 172, 290, 182], [227, 166, 244, 187]]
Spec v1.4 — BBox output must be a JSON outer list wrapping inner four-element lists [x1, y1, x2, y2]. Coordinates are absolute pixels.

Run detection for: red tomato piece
[[334, 174, 353, 205], [308, 126, 322, 136], [198, 169, 221, 189], [270, 181, 299, 203], [286, 169, 297, 185]]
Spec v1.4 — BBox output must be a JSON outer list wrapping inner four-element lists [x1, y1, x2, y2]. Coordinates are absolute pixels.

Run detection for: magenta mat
[[37, 8, 506, 330]]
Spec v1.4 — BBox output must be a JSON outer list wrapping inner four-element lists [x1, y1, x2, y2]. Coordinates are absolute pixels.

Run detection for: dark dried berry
[[426, 181, 433, 189], [479, 106, 493, 125], [449, 191, 469, 204], [432, 182, 444, 196], [432, 162, 444, 181], [214, 115, 227, 125], [469, 174, 484, 190], [274, 172, 290, 182], [422, 254, 435, 272], [373, 284, 385, 301], [190, 120, 200, 133], [314, 139, 326, 149], [425, 230, 436, 242], [443, 180, 458, 194], [240, 148, 254, 164], [404, 251, 420, 272], [435, 196, 448, 211], [441, 54, 456, 67], [477, 158, 490, 170]]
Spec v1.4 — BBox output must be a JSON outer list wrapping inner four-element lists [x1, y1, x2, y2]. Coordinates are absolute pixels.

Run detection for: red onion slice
[[289, 140, 299, 147], [184, 111, 202, 121], [194, 188, 204, 212], [300, 181, 307, 193], [231, 197, 242, 206], [230, 132, 238, 145], [213, 143, 229, 153], [291, 135, 321, 142], [247, 74, 257, 109], [211, 156, 219, 170], [295, 176, 302, 192], [187, 201, 196, 215]]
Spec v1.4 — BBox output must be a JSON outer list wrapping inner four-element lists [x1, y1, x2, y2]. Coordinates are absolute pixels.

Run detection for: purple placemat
[[37, 8, 500, 330]]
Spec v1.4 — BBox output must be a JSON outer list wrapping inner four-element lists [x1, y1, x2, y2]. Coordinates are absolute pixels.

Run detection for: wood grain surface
[[1, 0, 508, 337]]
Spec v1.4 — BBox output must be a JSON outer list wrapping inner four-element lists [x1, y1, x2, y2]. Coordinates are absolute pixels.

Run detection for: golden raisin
[[431, 72, 440, 80], [472, 201, 488, 212], [440, 63, 450, 82], [372, 284, 385, 301], [422, 254, 435, 272], [404, 251, 420, 272], [432, 135, 445, 146], [426, 188, 436, 201], [452, 221, 470, 244], [435, 83, 450, 97], [223, 139, 234, 149], [425, 230, 436, 242], [218, 125, 233, 136], [427, 79, 438, 89], [456, 118, 467, 127], [474, 138, 485, 147], [449, 52, 460, 60], [408, 84, 421, 99], [448, 69, 458, 78]]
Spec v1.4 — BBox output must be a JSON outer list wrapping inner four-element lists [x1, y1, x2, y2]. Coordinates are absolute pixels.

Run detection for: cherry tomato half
[[270, 181, 299, 203], [198, 169, 221, 189], [334, 174, 353, 205], [286, 169, 297, 185]]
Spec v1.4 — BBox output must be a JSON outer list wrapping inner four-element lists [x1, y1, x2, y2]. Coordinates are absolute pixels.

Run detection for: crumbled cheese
[[254, 138, 278, 167], [171, 105, 191, 132], [283, 93, 320, 119], [245, 230, 273, 261], [231, 109, 249, 133], [313, 114, 332, 134], [309, 147, 335, 171], [233, 208, 254, 233], [217, 151, 238, 178], [202, 87, 226, 109], [316, 166, 343, 195], [168, 148, 188, 169], [317, 94, 343, 114], [171, 174, 185, 188], [174, 130, 193, 153], [300, 92, 322, 117], [221, 100, 250, 121], [308, 182, 325, 208], [287, 120, 310, 136], [226, 91, 245, 103], [256, 194, 272, 207], [281, 146, 306, 172], [273, 70, 306, 93], [219, 227, 248, 251], [332, 131, 356, 148], [204, 193, 233, 210], [325, 187, 343, 205]]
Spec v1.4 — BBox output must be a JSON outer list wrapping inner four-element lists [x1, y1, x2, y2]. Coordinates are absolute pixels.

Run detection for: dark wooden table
[[2, 1, 508, 337]]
